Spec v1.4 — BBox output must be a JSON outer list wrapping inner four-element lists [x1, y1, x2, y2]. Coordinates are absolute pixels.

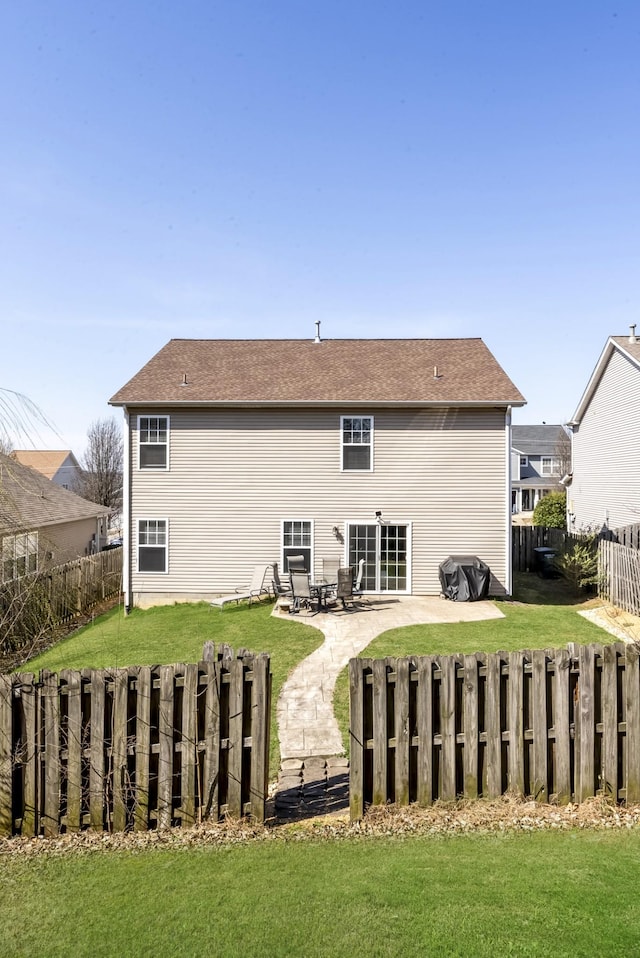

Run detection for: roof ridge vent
[[629, 324, 637, 344]]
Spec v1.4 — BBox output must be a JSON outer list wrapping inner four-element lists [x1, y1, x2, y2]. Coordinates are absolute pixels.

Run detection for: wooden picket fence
[[349, 641, 640, 820], [0, 642, 271, 836], [0, 547, 123, 655], [599, 540, 640, 617]]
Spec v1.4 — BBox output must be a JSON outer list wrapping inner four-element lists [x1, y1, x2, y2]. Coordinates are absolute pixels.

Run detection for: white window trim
[[136, 518, 169, 575], [340, 415, 374, 473], [281, 518, 314, 573], [519, 456, 528, 467], [137, 414, 170, 471]]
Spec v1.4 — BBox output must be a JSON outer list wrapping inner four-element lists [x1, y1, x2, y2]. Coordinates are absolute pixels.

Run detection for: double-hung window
[[137, 519, 168, 573], [2, 532, 38, 582], [540, 457, 559, 477], [282, 520, 312, 573], [138, 416, 169, 469], [341, 416, 373, 471]]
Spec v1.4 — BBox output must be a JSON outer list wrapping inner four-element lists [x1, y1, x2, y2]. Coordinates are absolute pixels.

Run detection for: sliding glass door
[[346, 523, 410, 593]]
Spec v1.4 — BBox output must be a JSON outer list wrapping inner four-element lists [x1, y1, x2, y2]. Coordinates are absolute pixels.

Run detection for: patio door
[[346, 523, 410, 593]]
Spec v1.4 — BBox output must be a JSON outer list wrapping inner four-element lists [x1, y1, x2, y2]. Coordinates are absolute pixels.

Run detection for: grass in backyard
[[3, 829, 640, 957], [333, 572, 614, 753], [19, 598, 324, 776]]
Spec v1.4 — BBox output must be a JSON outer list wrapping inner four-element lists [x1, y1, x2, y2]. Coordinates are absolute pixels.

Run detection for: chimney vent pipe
[[629, 324, 637, 344]]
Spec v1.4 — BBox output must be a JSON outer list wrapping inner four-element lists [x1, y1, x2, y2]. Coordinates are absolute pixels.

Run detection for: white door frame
[[344, 520, 412, 594]]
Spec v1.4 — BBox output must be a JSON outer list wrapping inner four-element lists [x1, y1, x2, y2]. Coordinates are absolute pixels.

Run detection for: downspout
[[122, 408, 131, 613], [505, 406, 513, 596]]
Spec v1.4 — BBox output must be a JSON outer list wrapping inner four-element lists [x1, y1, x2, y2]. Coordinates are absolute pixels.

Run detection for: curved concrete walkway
[[275, 596, 504, 760]]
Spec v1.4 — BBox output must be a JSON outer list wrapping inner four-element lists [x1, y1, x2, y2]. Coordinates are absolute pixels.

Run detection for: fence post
[[575, 645, 596, 802], [249, 652, 270, 823], [349, 658, 365, 821], [0, 675, 12, 836], [625, 645, 640, 803], [41, 671, 60, 837]]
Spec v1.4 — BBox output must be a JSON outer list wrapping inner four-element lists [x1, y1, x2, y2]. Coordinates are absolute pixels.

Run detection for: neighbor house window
[[341, 416, 373, 471], [2, 532, 38, 582], [138, 416, 169, 469], [520, 456, 528, 468], [540, 457, 560, 477], [282, 520, 312, 573], [137, 519, 168, 573]]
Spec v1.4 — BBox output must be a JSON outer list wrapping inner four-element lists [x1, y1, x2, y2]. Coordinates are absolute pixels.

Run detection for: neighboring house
[[0, 453, 109, 582], [109, 336, 525, 610], [511, 425, 569, 523], [11, 449, 83, 492], [567, 326, 640, 532]]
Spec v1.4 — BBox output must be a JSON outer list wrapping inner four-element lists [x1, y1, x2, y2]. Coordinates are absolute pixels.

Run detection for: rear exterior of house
[[109, 337, 525, 609], [568, 331, 640, 532]]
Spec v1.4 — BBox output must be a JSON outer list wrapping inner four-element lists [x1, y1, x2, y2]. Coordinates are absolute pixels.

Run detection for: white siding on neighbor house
[[127, 406, 509, 601], [571, 348, 640, 532]]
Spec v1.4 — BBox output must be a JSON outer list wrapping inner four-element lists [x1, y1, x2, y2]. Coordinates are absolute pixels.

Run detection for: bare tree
[[80, 417, 123, 523], [555, 426, 572, 481]]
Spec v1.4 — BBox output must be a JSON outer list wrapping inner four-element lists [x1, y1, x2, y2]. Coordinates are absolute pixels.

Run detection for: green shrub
[[533, 490, 566, 529], [555, 534, 599, 593]]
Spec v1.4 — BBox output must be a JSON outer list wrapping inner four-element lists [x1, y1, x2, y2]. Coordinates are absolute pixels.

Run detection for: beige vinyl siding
[[36, 518, 99, 567], [571, 349, 640, 531], [129, 406, 509, 600]]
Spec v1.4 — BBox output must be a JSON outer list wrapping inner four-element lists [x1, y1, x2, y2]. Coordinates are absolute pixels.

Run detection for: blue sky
[[1, 1, 638, 454]]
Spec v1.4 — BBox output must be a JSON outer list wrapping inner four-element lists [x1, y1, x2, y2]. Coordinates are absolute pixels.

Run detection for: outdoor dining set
[[276, 555, 366, 614], [210, 557, 366, 612]]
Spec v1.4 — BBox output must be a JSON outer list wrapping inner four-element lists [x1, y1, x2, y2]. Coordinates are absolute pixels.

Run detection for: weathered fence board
[[0, 644, 271, 837], [350, 641, 640, 820]]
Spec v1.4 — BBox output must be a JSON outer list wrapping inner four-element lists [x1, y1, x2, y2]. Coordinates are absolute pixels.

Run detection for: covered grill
[[438, 555, 491, 601]]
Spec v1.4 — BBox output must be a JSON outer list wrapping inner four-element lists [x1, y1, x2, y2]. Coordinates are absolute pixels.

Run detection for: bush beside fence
[[349, 642, 639, 821], [0, 642, 271, 837]]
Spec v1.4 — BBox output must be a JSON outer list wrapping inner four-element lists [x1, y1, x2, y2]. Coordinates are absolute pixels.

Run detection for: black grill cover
[[438, 555, 491, 601]]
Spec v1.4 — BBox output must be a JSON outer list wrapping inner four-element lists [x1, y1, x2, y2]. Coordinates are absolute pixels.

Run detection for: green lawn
[[20, 574, 610, 771], [3, 829, 640, 956], [21, 598, 324, 776], [333, 574, 611, 753]]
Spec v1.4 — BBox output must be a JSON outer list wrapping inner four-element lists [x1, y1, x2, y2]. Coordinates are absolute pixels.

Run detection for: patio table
[[310, 580, 338, 611]]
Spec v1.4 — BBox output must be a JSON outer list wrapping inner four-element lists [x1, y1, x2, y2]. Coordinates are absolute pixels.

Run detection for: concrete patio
[[275, 594, 505, 760]]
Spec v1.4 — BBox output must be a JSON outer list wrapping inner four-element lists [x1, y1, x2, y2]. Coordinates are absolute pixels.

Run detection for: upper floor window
[[519, 456, 528, 468], [341, 416, 373, 471], [2, 532, 38, 582], [540, 457, 560, 477], [137, 519, 168, 573], [138, 416, 169, 469]]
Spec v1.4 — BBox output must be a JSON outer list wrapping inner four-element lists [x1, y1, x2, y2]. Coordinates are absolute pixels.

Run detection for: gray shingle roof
[[109, 338, 526, 406], [0, 454, 108, 534], [512, 425, 567, 456]]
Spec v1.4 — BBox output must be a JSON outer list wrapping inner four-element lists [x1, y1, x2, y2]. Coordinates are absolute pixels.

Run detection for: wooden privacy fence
[[512, 526, 569, 572], [0, 642, 271, 837], [349, 642, 640, 821], [599, 540, 640, 618], [0, 547, 123, 653]]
